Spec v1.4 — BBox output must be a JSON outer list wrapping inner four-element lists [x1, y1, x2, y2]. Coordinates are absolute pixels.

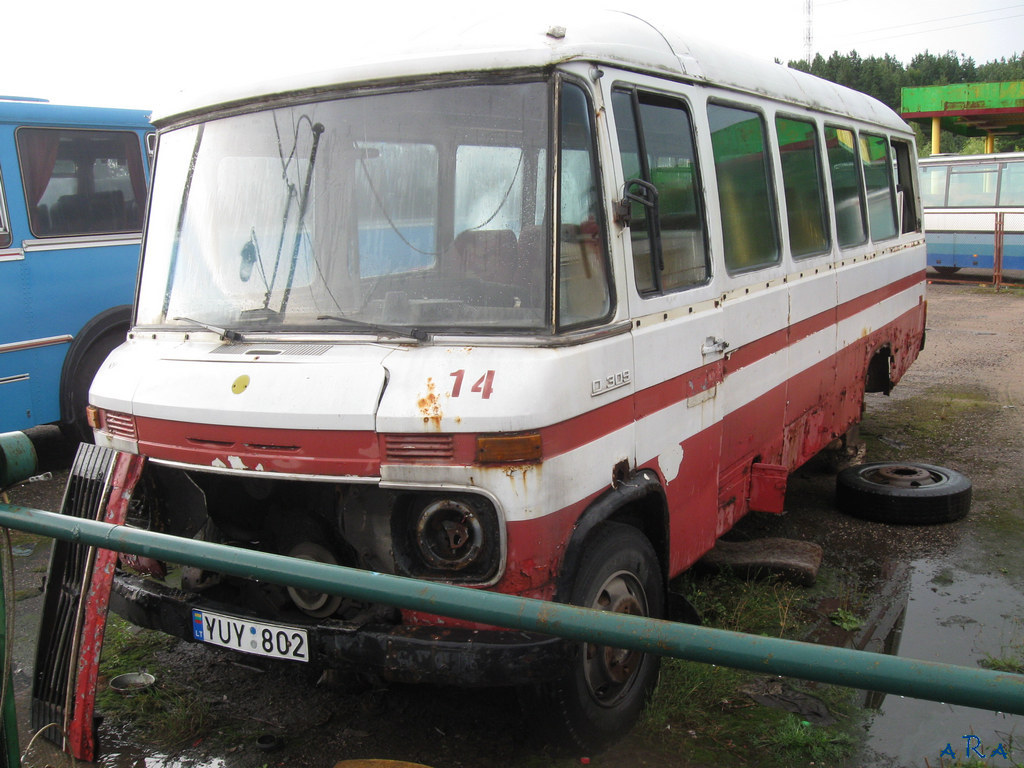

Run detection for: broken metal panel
[[67, 450, 145, 762], [30, 443, 117, 758]]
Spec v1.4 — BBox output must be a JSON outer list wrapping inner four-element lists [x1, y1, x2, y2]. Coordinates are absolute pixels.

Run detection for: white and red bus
[[87, 11, 925, 748]]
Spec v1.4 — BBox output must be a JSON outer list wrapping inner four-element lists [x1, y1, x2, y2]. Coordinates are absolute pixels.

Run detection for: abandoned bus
[[86, 12, 926, 747], [919, 151, 1024, 276], [0, 98, 152, 438]]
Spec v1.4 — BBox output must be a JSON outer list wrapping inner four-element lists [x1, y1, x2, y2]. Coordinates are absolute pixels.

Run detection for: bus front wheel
[[525, 522, 664, 751]]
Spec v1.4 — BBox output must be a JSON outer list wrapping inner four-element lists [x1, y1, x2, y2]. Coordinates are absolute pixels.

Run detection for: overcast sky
[[4, 0, 1022, 111]]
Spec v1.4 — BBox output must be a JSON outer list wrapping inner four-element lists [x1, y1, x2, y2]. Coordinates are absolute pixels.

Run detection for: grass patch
[[97, 615, 210, 749], [758, 713, 855, 764], [636, 569, 860, 767], [979, 652, 1024, 675], [979, 620, 1024, 674]]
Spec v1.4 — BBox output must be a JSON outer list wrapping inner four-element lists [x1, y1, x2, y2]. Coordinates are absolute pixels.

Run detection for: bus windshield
[[138, 81, 561, 336]]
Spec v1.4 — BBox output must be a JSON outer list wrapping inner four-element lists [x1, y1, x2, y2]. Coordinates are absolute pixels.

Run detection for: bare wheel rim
[[859, 464, 945, 488], [582, 569, 649, 707]]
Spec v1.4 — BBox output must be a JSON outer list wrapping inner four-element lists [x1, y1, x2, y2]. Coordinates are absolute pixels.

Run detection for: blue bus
[[919, 152, 1024, 276], [0, 97, 152, 439]]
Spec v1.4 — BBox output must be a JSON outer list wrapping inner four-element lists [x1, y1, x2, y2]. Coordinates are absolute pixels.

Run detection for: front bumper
[[110, 574, 572, 687]]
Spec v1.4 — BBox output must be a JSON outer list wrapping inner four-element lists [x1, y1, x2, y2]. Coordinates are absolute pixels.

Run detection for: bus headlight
[[394, 494, 499, 582], [415, 498, 484, 570]]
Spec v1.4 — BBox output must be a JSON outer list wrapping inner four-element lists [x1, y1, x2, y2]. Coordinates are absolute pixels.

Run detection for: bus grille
[[30, 443, 117, 752]]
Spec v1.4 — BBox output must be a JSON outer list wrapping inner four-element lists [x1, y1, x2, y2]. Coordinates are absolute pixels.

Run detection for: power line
[[854, 12, 1024, 46], [847, 4, 1024, 40]]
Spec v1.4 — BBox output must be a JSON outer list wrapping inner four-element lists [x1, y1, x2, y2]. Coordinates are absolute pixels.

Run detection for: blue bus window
[[17, 128, 148, 237]]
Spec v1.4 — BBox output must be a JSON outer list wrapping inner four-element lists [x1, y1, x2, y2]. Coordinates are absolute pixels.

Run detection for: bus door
[[705, 101, 793, 533], [0, 124, 36, 428], [610, 83, 724, 574], [775, 116, 840, 469]]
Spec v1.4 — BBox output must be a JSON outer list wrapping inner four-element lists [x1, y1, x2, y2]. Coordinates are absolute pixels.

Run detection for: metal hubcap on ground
[[583, 569, 648, 706], [861, 464, 944, 488]]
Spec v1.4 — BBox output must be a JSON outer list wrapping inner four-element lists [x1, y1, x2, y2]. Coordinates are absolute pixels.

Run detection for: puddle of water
[[95, 752, 228, 768], [857, 557, 1024, 767]]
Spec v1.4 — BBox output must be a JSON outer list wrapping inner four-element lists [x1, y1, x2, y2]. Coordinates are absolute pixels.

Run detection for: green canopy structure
[[901, 81, 1024, 153]]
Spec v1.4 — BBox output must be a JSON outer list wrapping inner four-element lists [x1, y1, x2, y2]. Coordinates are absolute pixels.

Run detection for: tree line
[[788, 51, 1024, 154]]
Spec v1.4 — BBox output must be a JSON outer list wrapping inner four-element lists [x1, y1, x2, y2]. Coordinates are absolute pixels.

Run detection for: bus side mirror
[[615, 178, 660, 227], [616, 178, 664, 272]]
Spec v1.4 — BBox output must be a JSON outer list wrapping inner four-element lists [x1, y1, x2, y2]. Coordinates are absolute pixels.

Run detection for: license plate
[[192, 609, 309, 662]]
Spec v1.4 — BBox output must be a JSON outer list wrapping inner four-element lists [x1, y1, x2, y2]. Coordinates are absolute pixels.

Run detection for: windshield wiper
[[173, 317, 244, 342], [316, 314, 427, 342]]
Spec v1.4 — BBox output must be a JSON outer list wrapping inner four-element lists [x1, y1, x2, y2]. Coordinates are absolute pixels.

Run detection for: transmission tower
[[804, 0, 813, 65]]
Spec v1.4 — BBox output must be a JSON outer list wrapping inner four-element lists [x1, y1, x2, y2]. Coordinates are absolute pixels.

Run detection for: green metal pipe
[[0, 502, 1022, 716]]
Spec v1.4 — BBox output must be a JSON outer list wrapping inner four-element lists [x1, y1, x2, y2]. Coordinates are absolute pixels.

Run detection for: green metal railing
[[0, 500, 1021, 716]]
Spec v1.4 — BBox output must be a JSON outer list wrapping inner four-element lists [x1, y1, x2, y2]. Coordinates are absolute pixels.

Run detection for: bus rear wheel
[[525, 522, 663, 751]]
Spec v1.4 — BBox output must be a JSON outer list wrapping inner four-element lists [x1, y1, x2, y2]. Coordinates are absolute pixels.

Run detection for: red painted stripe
[[838, 270, 924, 322], [633, 361, 724, 421], [725, 325, 788, 373]]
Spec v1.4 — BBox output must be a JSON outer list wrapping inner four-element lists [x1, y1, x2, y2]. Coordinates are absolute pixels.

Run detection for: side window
[[860, 133, 898, 241], [775, 116, 830, 258], [1000, 161, 1024, 206], [708, 103, 779, 272], [611, 88, 709, 294], [891, 139, 921, 233], [557, 81, 611, 329], [0, 169, 9, 248], [948, 163, 999, 207], [919, 164, 948, 208], [17, 128, 148, 237], [824, 126, 867, 247]]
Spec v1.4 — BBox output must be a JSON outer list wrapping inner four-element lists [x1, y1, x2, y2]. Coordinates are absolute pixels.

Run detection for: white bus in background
[[86, 11, 926, 749], [919, 151, 1024, 277]]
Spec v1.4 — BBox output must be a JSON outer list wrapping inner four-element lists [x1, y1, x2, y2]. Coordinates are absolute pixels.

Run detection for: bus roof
[[153, 10, 909, 134], [0, 98, 152, 129]]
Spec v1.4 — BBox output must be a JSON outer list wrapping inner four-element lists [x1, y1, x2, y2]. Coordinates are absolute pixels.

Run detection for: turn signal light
[[475, 433, 542, 464]]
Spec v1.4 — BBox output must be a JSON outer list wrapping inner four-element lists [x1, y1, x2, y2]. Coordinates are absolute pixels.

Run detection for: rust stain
[[417, 377, 444, 430]]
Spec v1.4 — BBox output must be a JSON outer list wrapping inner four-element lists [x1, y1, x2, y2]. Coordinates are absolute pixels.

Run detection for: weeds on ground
[[759, 713, 855, 764], [979, 619, 1024, 674], [638, 569, 860, 767], [97, 615, 210, 749]]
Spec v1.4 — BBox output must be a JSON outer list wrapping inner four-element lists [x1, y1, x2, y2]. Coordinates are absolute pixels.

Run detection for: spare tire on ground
[[835, 462, 972, 524]]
